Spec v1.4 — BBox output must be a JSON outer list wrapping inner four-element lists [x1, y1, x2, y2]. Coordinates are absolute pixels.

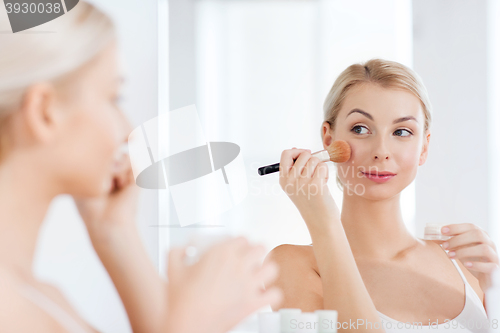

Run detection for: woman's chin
[[343, 181, 400, 200], [78, 177, 113, 197]]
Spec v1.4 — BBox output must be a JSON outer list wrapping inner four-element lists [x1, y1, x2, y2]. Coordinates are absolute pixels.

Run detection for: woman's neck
[[0, 154, 55, 280], [340, 191, 418, 261]]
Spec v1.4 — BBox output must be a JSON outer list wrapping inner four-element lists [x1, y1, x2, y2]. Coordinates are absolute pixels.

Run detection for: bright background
[[30, 0, 500, 332]]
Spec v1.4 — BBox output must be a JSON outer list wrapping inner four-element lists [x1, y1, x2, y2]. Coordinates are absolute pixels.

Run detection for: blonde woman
[[265, 59, 499, 332], [0, 2, 281, 333]]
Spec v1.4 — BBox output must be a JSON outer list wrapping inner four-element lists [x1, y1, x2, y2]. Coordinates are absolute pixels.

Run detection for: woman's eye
[[351, 125, 369, 135], [394, 129, 413, 137]]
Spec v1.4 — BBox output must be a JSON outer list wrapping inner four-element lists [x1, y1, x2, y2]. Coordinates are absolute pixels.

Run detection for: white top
[[377, 258, 489, 333], [18, 283, 91, 333]]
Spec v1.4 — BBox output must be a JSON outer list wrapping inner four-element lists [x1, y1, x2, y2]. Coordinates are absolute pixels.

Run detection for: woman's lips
[[361, 172, 396, 183]]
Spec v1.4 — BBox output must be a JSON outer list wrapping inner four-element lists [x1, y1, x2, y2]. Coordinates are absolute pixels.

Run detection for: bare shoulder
[[264, 244, 323, 311], [421, 239, 484, 304], [0, 267, 99, 333], [266, 244, 317, 268], [0, 269, 66, 332]]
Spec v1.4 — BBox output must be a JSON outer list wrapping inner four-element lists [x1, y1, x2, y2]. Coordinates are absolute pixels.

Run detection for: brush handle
[[257, 150, 330, 176], [258, 163, 280, 175]]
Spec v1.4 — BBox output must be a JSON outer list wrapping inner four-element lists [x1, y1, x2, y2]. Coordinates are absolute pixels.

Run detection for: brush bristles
[[327, 140, 351, 163]]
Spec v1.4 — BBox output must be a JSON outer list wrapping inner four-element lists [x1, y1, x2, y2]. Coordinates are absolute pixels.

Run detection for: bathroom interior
[[31, 0, 500, 332]]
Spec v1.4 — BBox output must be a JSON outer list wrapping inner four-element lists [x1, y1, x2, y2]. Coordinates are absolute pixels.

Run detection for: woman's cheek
[[337, 142, 366, 184], [397, 144, 421, 178], [97, 105, 123, 153], [86, 106, 120, 188]]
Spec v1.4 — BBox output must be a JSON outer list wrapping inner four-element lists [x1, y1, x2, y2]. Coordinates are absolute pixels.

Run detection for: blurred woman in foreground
[[0, 2, 281, 332]]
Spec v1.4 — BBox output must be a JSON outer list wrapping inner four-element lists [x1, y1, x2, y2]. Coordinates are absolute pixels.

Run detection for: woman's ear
[[17, 82, 62, 145], [419, 130, 431, 166], [322, 121, 333, 149]]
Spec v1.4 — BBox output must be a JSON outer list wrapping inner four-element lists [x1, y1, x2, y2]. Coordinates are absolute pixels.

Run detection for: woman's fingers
[[449, 243, 498, 263], [443, 225, 497, 251], [186, 238, 282, 315], [280, 148, 328, 181], [442, 223, 477, 237], [279, 148, 335, 208], [164, 236, 286, 333], [289, 150, 312, 179], [280, 148, 310, 178], [229, 236, 251, 258], [462, 262, 500, 291], [236, 243, 280, 287], [313, 161, 329, 180], [301, 156, 321, 178], [280, 149, 309, 178], [241, 245, 267, 271], [257, 286, 283, 309], [442, 223, 500, 293], [254, 260, 279, 286], [462, 261, 500, 273], [112, 154, 134, 191]]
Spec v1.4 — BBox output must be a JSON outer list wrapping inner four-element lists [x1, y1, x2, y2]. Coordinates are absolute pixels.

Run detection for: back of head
[[0, 1, 116, 155]]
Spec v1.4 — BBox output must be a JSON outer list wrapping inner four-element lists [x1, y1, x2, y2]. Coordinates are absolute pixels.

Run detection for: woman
[[265, 59, 499, 332], [0, 2, 281, 333]]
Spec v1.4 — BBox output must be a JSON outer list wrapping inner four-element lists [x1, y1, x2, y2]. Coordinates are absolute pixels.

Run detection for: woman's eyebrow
[[345, 108, 373, 120], [393, 116, 418, 124], [345, 108, 418, 124]]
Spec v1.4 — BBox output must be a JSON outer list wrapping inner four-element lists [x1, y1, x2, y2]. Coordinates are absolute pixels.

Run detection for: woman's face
[[324, 83, 430, 200], [48, 41, 131, 197]]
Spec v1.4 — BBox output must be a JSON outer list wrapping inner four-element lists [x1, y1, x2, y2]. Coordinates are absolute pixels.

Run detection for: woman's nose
[[374, 153, 389, 160], [372, 136, 390, 160]]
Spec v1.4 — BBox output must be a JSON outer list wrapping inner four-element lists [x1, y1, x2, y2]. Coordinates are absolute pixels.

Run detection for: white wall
[[412, 0, 499, 245], [164, 0, 414, 254], [487, 0, 500, 250], [167, 0, 500, 267], [31, 1, 500, 332], [33, 1, 159, 332]]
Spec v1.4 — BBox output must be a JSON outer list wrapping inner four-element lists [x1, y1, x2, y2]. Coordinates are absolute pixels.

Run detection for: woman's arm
[[278, 149, 385, 332], [75, 157, 167, 333], [264, 244, 324, 311], [87, 222, 166, 333], [76, 154, 283, 333], [301, 201, 384, 331]]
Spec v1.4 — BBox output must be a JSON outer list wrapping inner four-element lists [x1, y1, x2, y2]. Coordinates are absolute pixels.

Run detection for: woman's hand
[[73, 149, 168, 333], [164, 237, 283, 333], [73, 149, 139, 240], [441, 223, 500, 292], [279, 148, 340, 230]]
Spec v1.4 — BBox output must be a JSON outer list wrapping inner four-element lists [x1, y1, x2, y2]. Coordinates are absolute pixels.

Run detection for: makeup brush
[[257, 140, 351, 176]]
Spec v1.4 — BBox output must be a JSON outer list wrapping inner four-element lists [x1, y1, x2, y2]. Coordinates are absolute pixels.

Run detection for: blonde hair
[[322, 59, 432, 191], [0, 1, 116, 158]]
